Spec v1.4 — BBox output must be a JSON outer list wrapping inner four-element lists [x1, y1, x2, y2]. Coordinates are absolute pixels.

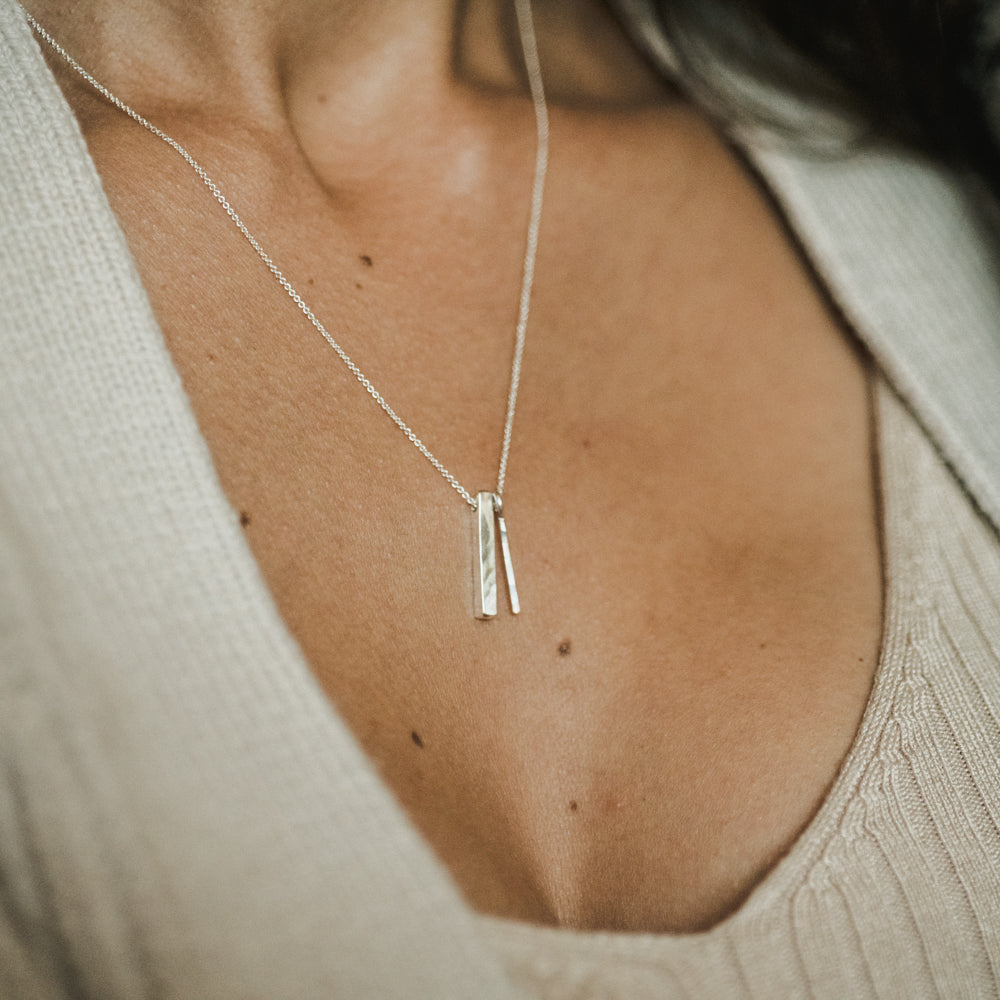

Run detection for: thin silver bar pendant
[[496, 510, 520, 615], [474, 491, 498, 619]]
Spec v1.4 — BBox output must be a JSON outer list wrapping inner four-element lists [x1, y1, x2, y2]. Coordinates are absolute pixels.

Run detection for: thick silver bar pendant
[[474, 491, 498, 619]]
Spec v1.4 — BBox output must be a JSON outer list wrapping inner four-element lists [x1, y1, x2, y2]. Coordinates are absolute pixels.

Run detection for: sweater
[[2, 0, 1000, 996]]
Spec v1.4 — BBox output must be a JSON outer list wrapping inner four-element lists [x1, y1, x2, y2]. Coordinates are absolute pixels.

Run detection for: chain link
[[22, 1, 548, 511]]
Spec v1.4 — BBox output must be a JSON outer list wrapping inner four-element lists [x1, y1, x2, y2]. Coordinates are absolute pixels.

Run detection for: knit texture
[[2, 0, 1000, 996]]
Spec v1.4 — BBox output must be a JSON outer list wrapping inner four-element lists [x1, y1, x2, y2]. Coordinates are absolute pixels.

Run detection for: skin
[[27, 0, 883, 932]]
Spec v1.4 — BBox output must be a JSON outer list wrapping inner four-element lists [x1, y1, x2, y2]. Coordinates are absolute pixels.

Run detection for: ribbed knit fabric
[[480, 379, 1000, 999], [2, 0, 1000, 997]]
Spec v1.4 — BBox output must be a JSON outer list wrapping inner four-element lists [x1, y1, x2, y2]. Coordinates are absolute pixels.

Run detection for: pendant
[[474, 491, 521, 619]]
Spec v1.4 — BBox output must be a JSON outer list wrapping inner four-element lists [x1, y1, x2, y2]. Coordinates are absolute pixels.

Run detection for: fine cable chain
[[21, 1, 549, 512], [498, 0, 549, 500]]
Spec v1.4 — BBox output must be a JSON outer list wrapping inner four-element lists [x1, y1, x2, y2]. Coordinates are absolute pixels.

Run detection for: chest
[[81, 104, 882, 932]]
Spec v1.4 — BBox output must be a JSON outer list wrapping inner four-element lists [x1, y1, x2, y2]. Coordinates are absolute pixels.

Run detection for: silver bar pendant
[[474, 491, 498, 619], [473, 491, 521, 619], [497, 511, 520, 615]]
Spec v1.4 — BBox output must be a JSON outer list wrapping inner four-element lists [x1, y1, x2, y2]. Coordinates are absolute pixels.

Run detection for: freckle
[[355, 281, 363, 290], [759, 641, 767, 650], [569, 800, 579, 813], [411, 731, 424, 749], [360, 254, 373, 267], [206, 352, 216, 362], [307, 277, 315, 286], [558, 640, 571, 656], [239, 511, 251, 528], [582, 439, 591, 449], [316, 93, 328, 105]]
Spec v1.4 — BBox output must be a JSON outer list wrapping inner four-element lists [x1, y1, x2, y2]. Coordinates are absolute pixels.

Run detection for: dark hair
[[651, 0, 1000, 186]]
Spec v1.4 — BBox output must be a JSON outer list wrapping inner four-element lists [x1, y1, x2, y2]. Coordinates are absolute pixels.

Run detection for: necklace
[[22, 1, 549, 620]]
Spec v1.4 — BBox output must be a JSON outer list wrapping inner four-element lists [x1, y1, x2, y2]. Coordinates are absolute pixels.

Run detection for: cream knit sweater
[[2, 1, 1000, 996]]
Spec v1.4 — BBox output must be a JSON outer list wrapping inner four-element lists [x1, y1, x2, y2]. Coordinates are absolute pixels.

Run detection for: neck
[[20, 0, 669, 123], [21, 0, 673, 211]]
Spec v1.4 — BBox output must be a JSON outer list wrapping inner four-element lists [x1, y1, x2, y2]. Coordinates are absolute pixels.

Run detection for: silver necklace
[[22, 0, 549, 620]]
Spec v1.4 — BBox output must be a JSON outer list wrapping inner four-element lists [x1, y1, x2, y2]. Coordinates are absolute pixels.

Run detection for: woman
[[2, 0, 999, 995]]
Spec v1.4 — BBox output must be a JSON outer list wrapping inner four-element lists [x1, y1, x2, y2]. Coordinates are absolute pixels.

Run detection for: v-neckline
[[6, 0, 1000, 985]]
